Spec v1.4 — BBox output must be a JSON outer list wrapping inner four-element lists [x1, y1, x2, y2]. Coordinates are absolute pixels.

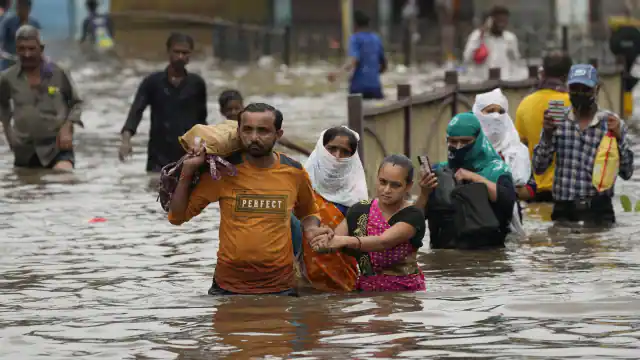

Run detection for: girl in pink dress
[[313, 154, 426, 292]]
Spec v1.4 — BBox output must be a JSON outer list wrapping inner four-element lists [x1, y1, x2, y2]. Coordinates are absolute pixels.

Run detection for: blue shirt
[[0, 15, 41, 70], [0, 15, 41, 55], [348, 31, 384, 94]]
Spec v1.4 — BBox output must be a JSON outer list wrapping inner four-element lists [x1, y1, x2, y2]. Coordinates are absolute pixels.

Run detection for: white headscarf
[[472, 88, 531, 186], [473, 88, 530, 238], [304, 126, 368, 207]]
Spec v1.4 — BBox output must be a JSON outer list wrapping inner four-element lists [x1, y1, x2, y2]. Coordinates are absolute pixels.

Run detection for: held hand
[[118, 139, 132, 162], [455, 168, 477, 183], [542, 110, 557, 140], [327, 71, 338, 83], [305, 225, 334, 243], [314, 235, 348, 253], [419, 170, 438, 195], [607, 114, 622, 140], [310, 234, 331, 253], [57, 123, 73, 150]]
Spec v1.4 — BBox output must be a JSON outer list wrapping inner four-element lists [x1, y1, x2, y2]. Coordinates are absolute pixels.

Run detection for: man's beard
[[245, 141, 275, 158]]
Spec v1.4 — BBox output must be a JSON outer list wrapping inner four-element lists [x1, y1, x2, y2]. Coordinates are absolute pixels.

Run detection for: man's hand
[[305, 225, 333, 244], [607, 114, 622, 140], [306, 224, 334, 252], [327, 71, 338, 83], [57, 122, 73, 150], [182, 143, 207, 176], [118, 131, 133, 162]]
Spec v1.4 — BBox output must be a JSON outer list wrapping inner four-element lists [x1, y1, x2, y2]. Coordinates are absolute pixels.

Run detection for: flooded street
[[1, 46, 640, 359]]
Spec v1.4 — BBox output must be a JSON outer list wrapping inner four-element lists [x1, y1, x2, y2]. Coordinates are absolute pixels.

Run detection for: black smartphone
[[417, 155, 431, 174]]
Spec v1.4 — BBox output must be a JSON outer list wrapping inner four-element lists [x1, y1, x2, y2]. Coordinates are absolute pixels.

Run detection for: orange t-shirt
[[168, 152, 320, 294]]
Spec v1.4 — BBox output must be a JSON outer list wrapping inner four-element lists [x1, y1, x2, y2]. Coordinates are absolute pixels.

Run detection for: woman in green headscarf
[[415, 112, 518, 249]]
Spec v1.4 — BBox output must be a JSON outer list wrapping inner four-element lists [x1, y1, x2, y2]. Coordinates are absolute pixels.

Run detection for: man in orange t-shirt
[[168, 103, 330, 295]]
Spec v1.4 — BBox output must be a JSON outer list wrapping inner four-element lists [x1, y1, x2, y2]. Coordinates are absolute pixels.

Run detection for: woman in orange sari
[[298, 126, 368, 292]]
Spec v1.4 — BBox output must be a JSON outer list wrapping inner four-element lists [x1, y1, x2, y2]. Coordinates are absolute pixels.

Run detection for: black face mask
[[448, 144, 473, 168], [570, 93, 596, 114]]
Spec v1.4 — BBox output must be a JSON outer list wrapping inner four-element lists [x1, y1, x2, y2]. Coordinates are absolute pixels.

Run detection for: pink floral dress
[[353, 199, 426, 292]]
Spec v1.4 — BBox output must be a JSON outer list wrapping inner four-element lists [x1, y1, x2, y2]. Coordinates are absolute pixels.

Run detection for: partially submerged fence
[[347, 60, 624, 194]]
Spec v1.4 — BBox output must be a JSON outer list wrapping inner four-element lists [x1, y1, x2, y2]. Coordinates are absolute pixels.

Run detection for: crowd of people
[[0, 4, 635, 297]]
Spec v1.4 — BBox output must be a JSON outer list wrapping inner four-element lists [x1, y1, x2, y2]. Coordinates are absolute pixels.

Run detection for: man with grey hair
[[0, 0, 40, 70], [0, 25, 83, 170]]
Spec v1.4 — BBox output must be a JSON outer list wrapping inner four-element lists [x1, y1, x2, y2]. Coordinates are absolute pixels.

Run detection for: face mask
[[569, 93, 595, 114], [477, 113, 505, 144], [448, 143, 473, 167]]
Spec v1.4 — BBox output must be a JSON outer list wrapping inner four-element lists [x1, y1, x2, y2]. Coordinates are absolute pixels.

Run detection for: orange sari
[[301, 192, 358, 292]]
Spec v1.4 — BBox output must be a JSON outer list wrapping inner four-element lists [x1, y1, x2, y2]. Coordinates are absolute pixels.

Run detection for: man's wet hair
[[86, 0, 98, 12], [16, 24, 41, 43], [0, 0, 10, 9], [542, 51, 573, 79], [354, 10, 370, 28], [238, 103, 284, 131], [378, 154, 414, 184], [17, 0, 32, 8], [218, 89, 243, 111], [166, 32, 194, 50], [323, 126, 358, 155], [489, 6, 510, 17]]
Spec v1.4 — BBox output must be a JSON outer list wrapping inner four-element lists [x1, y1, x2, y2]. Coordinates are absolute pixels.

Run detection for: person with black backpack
[[415, 112, 517, 249]]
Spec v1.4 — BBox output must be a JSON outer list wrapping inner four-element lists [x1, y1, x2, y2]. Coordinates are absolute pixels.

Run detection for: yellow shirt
[[169, 152, 320, 294], [515, 89, 570, 192]]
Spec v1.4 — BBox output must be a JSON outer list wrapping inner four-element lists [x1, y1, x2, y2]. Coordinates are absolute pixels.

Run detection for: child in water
[[217, 89, 306, 153], [218, 90, 244, 121]]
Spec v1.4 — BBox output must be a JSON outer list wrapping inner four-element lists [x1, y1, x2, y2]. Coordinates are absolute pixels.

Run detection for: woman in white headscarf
[[295, 126, 368, 292], [473, 88, 534, 235]]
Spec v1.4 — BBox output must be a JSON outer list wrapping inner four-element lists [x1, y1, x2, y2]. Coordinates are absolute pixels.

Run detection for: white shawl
[[473, 88, 532, 186], [304, 126, 368, 207], [473, 88, 530, 237]]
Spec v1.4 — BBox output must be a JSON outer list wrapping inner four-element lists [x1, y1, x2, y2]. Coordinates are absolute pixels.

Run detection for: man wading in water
[[168, 103, 332, 296], [0, 25, 83, 170], [0, 0, 40, 70], [328, 10, 387, 99], [119, 33, 207, 172]]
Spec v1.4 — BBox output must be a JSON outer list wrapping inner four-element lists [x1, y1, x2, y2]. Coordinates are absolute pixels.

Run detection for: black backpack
[[430, 167, 457, 212], [450, 182, 501, 239]]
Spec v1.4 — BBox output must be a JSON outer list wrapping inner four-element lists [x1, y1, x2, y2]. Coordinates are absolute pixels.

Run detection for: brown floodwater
[[1, 43, 639, 359]]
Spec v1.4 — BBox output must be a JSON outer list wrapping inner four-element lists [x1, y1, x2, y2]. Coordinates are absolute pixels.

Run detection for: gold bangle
[[354, 236, 362, 251]]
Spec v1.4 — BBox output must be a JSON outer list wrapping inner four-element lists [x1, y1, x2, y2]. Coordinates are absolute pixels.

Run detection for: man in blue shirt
[[0, 0, 9, 23], [328, 10, 387, 99], [0, 0, 41, 70]]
